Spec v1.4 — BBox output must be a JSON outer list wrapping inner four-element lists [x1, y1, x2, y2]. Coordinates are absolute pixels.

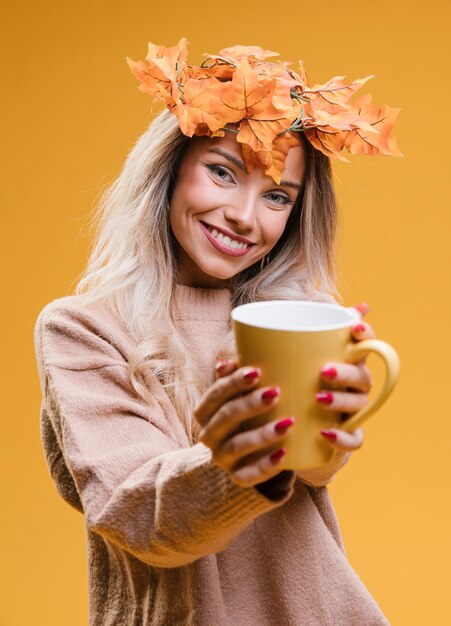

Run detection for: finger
[[214, 416, 295, 470], [194, 365, 263, 427], [352, 302, 370, 317], [315, 389, 369, 414], [351, 321, 376, 340], [199, 386, 281, 449], [229, 446, 289, 488], [320, 362, 373, 393], [320, 427, 364, 452], [214, 357, 239, 380], [350, 321, 377, 366]]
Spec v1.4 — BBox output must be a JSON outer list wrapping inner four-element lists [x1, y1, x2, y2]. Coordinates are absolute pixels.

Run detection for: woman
[[34, 41, 400, 625]]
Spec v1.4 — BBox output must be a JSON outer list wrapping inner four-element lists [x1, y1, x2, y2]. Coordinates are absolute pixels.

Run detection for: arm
[[34, 301, 293, 569]]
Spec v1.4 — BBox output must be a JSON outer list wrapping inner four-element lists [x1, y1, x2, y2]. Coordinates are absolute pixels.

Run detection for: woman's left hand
[[316, 302, 374, 453]]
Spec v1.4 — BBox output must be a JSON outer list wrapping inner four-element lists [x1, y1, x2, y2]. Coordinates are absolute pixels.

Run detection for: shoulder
[[34, 295, 135, 369]]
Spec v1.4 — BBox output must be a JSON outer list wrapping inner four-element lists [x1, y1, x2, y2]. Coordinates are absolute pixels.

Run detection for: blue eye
[[207, 164, 234, 182], [266, 192, 290, 205]]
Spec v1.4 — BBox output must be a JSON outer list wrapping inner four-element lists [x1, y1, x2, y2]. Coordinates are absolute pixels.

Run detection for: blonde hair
[[73, 109, 342, 443]]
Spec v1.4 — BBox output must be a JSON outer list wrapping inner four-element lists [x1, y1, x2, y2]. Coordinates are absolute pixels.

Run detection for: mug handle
[[339, 339, 400, 432]]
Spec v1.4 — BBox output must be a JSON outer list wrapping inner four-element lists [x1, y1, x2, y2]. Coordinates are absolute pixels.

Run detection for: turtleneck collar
[[172, 283, 233, 322]]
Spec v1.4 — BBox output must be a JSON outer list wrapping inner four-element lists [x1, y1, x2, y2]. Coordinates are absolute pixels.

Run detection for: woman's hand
[[317, 302, 374, 452], [194, 361, 294, 488]]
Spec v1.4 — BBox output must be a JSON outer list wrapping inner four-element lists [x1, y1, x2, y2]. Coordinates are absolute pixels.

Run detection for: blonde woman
[[34, 42, 400, 625]]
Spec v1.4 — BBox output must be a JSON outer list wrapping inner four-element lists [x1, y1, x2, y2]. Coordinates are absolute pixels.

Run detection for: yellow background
[[2, 0, 450, 624]]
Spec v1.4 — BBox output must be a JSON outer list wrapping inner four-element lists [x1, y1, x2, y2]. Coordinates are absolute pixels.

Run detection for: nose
[[223, 191, 258, 233]]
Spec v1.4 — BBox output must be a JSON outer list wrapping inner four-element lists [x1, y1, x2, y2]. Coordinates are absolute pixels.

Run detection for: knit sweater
[[34, 284, 390, 626]]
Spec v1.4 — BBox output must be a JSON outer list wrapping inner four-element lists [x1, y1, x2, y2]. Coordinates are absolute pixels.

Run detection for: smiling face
[[169, 132, 306, 288]]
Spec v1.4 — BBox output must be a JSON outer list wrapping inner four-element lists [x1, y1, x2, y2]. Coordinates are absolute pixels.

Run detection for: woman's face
[[169, 132, 306, 288]]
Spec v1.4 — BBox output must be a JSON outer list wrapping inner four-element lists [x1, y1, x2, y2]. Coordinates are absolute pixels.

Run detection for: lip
[[199, 222, 255, 257], [200, 221, 255, 245]]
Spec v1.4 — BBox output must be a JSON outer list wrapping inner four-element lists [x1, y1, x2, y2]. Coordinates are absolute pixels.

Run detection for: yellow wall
[[2, 1, 449, 624]]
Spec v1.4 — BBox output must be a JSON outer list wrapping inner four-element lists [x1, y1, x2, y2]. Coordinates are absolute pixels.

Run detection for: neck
[[175, 246, 232, 289]]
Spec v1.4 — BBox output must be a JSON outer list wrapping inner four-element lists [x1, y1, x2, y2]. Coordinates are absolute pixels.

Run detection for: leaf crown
[[126, 38, 403, 184]]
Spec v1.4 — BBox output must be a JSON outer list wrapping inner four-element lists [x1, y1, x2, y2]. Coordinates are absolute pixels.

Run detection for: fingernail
[[354, 303, 370, 315], [320, 430, 337, 441], [243, 368, 260, 381], [270, 447, 286, 463], [274, 417, 295, 433], [261, 387, 280, 403], [316, 392, 334, 405], [352, 323, 365, 333], [215, 358, 229, 372], [321, 366, 337, 379]]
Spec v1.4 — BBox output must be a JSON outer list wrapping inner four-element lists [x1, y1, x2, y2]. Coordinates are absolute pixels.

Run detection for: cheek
[[261, 213, 292, 246], [171, 168, 220, 218]]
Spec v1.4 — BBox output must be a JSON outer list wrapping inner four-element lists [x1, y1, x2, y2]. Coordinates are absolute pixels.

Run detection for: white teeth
[[206, 224, 249, 250]]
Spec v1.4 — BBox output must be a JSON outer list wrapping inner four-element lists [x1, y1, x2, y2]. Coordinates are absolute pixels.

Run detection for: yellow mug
[[231, 301, 400, 470]]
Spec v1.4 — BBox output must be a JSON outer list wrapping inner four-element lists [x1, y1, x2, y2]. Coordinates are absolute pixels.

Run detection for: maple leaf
[[217, 58, 276, 122], [126, 57, 175, 106], [305, 93, 402, 160], [344, 93, 403, 156], [174, 77, 229, 135], [205, 45, 280, 65], [306, 107, 378, 134], [241, 131, 300, 183], [305, 75, 374, 107], [237, 116, 292, 152], [126, 37, 189, 107], [145, 37, 189, 67], [304, 126, 351, 161]]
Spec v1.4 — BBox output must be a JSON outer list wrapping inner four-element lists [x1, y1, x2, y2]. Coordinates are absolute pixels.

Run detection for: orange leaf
[[205, 45, 280, 64], [126, 37, 189, 107], [304, 127, 351, 162], [305, 75, 374, 107], [145, 37, 189, 67], [241, 132, 300, 183], [237, 116, 292, 152], [218, 58, 276, 121], [174, 77, 229, 135], [344, 93, 403, 156]]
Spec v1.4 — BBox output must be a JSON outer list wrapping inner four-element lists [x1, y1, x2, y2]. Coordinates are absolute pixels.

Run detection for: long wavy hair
[[73, 108, 342, 443]]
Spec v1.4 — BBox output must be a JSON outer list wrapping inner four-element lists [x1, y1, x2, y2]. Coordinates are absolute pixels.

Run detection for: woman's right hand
[[194, 358, 295, 488]]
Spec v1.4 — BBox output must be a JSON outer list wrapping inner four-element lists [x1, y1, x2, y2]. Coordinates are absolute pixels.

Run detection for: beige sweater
[[34, 284, 390, 625]]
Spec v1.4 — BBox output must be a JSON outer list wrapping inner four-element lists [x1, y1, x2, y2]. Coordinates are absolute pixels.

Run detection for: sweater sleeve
[[34, 301, 293, 569]]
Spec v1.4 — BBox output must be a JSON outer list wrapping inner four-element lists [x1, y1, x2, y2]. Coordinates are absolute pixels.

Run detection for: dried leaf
[[344, 93, 403, 156]]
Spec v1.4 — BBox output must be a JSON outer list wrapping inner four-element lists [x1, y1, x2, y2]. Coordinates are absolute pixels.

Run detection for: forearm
[[81, 443, 293, 568]]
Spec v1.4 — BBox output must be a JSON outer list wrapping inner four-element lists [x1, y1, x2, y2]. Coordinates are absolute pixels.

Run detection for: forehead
[[182, 132, 305, 185]]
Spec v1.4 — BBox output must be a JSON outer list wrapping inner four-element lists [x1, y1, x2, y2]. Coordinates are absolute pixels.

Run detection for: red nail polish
[[243, 368, 260, 380], [321, 367, 337, 379], [352, 323, 365, 333], [320, 430, 337, 441], [262, 387, 280, 402], [274, 417, 295, 433], [316, 392, 334, 405], [270, 447, 286, 463]]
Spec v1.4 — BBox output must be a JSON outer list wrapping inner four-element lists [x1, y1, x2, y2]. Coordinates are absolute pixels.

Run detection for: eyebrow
[[206, 147, 302, 190]]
